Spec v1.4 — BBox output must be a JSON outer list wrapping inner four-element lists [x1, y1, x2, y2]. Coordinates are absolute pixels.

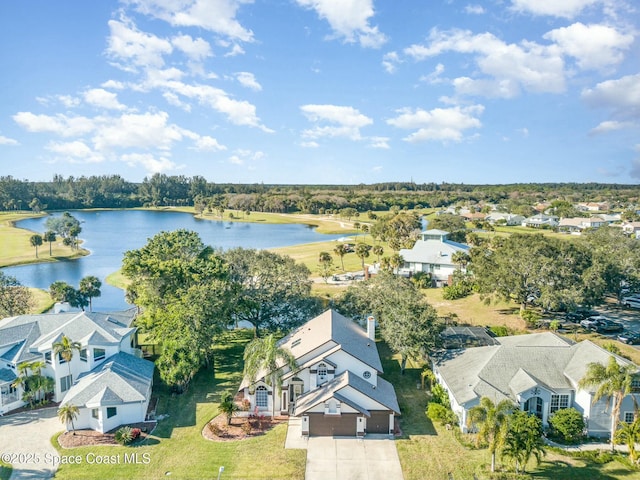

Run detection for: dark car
[[594, 319, 624, 334], [617, 332, 640, 345]]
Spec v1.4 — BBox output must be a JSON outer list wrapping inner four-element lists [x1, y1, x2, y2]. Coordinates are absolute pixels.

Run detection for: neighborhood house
[[238, 309, 400, 436], [0, 309, 153, 433], [433, 332, 640, 437]]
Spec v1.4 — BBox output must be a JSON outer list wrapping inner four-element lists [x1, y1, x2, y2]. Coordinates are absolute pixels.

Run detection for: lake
[[2, 210, 343, 311]]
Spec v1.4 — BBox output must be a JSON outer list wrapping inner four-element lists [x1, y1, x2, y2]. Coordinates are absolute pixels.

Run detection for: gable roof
[[278, 309, 383, 373], [61, 352, 154, 408], [435, 332, 638, 406], [399, 235, 469, 265], [0, 309, 137, 359], [293, 370, 400, 416]]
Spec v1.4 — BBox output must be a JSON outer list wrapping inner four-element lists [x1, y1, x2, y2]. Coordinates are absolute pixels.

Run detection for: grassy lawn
[[0, 212, 89, 268], [53, 330, 306, 480], [30, 287, 54, 313]]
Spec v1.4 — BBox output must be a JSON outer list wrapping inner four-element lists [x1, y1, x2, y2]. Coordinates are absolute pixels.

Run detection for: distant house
[[622, 222, 640, 238], [521, 214, 559, 228], [398, 229, 470, 287], [461, 212, 486, 222], [238, 309, 400, 436], [485, 213, 525, 226], [577, 202, 610, 212], [558, 217, 606, 234], [0, 310, 153, 433], [433, 332, 640, 437]]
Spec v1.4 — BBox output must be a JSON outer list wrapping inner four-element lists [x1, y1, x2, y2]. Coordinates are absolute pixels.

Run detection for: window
[[93, 348, 106, 361], [92, 408, 99, 419], [632, 378, 640, 393], [44, 351, 52, 364], [317, 363, 327, 382], [107, 407, 117, 419], [550, 394, 570, 414], [625, 412, 635, 423], [256, 386, 268, 408], [60, 375, 72, 392], [58, 353, 67, 364], [80, 349, 87, 362]]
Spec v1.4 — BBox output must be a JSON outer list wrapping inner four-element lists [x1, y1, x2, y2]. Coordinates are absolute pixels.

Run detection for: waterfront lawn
[[53, 330, 306, 480], [0, 212, 88, 268], [0, 461, 11, 480]]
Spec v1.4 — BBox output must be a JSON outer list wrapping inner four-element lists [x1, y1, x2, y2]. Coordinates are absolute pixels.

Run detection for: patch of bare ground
[[202, 414, 287, 442], [57, 422, 156, 448]]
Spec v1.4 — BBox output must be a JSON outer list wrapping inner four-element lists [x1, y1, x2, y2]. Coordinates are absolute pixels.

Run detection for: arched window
[[317, 363, 327, 382], [256, 386, 268, 408]]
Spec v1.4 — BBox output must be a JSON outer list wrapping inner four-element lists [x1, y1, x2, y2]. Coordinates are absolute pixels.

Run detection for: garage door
[[308, 413, 358, 436], [367, 411, 390, 434]]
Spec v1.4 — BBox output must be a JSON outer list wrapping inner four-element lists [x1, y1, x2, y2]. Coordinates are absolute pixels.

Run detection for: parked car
[[594, 320, 624, 334], [623, 297, 640, 309], [617, 332, 640, 345], [580, 316, 607, 329], [566, 309, 599, 322]]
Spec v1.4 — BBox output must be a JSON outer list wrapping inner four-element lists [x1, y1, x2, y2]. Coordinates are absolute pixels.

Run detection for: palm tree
[[318, 251, 333, 283], [333, 244, 349, 271], [79, 275, 102, 312], [616, 416, 640, 462], [451, 251, 471, 270], [30, 234, 43, 258], [243, 334, 297, 418], [58, 404, 80, 434], [467, 397, 514, 472], [43, 231, 56, 256], [355, 243, 371, 270], [218, 391, 239, 425], [53, 335, 82, 380], [372, 245, 384, 263], [501, 410, 545, 474], [579, 355, 636, 451]]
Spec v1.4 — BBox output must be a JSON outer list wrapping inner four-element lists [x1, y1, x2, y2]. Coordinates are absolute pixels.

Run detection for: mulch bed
[[202, 414, 288, 442], [57, 422, 157, 448]]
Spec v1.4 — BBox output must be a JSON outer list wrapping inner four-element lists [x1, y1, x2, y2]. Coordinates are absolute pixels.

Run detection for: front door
[[289, 379, 303, 414]]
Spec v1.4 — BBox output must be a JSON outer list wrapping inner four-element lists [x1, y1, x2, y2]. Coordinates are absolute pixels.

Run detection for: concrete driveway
[[0, 407, 62, 480], [285, 418, 404, 480]]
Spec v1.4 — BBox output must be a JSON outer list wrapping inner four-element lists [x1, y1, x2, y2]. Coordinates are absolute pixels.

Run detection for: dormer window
[[80, 349, 87, 362], [44, 351, 52, 364]]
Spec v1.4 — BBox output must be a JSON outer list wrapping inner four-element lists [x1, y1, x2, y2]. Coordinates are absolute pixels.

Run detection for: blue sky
[[0, 0, 638, 185]]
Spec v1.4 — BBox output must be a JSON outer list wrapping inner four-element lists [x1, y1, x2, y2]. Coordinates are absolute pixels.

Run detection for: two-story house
[[0, 309, 153, 433], [238, 309, 400, 437], [433, 332, 640, 437]]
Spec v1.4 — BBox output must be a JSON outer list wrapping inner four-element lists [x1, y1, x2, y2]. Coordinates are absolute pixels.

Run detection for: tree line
[[2, 174, 639, 214]]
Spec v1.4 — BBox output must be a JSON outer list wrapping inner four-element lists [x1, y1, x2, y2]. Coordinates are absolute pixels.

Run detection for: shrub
[[115, 426, 134, 445], [431, 383, 451, 407], [548, 408, 586, 444], [241, 399, 251, 411], [521, 309, 541, 328], [208, 422, 226, 437], [131, 428, 141, 441], [489, 325, 509, 337], [241, 419, 252, 435], [410, 271, 431, 289], [426, 402, 458, 426]]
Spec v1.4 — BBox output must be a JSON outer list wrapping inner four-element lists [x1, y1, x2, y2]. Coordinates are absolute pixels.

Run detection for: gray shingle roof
[[399, 237, 469, 265], [0, 368, 16, 383], [61, 352, 154, 408], [435, 332, 639, 406]]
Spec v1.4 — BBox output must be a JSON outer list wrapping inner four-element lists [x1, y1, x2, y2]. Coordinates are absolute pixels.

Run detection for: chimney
[[367, 316, 375, 341]]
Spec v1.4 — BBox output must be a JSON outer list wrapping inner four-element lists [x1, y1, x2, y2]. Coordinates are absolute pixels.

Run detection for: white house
[[485, 213, 525, 226], [558, 217, 606, 234], [521, 214, 559, 228], [433, 332, 640, 437], [0, 309, 154, 433], [238, 309, 400, 437], [398, 229, 470, 287]]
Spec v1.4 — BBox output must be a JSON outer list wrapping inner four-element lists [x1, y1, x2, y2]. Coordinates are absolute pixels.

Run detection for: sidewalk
[[544, 437, 629, 453]]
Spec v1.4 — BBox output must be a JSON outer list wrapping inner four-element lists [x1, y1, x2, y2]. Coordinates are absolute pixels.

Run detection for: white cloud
[[404, 29, 566, 97], [300, 141, 319, 148], [382, 51, 400, 74], [295, 0, 387, 48], [300, 104, 373, 141], [121, 152, 178, 174], [589, 120, 636, 135], [46, 140, 104, 163], [101, 80, 126, 90], [224, 43, 245, 57], [420, 63, 445, 84], [126, 0, 254, 42], [83, 88, 127, 110], [235, 72, 262, 91], [92, 111, 184, 151], [510, 0, 600, 19], [387, 105, 484, 143], [582, 73, 640, 118], [229, 155, 244, 165], [194, 135, 227, 151], [544, 23, 633, 70], [464, 4, 485, 14], [228, 148, 264, 165], [163, 92, 192, 111], [106, 16, 173, 71], [369, 136, 390, 149], [0, 135, 18, 146], [172, 34, 212, 61], [13, 112, 95, 137]]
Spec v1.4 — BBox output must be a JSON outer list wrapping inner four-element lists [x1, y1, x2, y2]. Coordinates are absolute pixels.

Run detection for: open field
[[53, 330, 306, 480], [0, 212, 89, 268]]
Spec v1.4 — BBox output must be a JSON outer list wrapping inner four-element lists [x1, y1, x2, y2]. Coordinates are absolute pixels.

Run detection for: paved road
[[0, 408, 62, 480], [285, 417, 404, 480]]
